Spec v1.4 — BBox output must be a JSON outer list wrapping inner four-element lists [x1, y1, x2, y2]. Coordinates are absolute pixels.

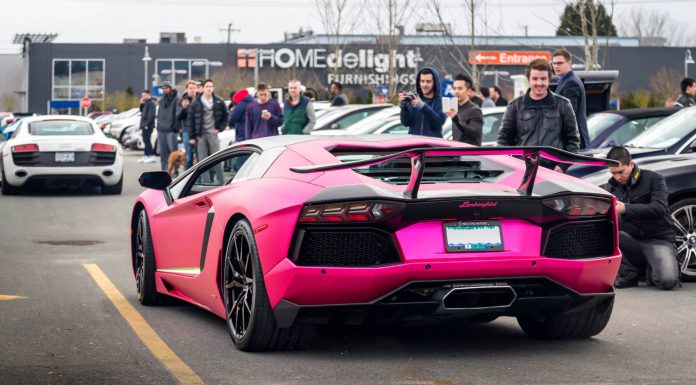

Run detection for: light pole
[[685, 49, 694, 77], [142, 46, 151, 91]]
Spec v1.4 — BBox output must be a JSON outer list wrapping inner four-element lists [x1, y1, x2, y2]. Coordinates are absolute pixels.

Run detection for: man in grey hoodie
[[156, 81, 180, 171]]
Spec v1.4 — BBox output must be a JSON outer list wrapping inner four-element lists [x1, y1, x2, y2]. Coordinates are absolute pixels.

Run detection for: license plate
[[55, 152, 75, 162], [444, 220, 504, 252]]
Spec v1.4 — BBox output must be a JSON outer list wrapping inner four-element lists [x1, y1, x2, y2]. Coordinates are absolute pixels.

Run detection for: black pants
[[619, 231, 680, 290], [142, 128, 154, 156]]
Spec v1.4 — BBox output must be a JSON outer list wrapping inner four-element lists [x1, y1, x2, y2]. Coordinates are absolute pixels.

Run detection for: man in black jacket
[[178, 80, 198, 169], [552, 49, 590, 149], [675, 77, 696, 108], [188, 79, 229, 184], [138, 90, 157, 163], [603, 146, 680, 290], [446, 74, 483, 145], [156, 81, 180, 171], [497, 58, 580, 171]]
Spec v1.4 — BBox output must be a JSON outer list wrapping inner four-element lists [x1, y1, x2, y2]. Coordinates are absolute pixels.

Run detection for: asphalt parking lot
[[1, 151, 695, 385]]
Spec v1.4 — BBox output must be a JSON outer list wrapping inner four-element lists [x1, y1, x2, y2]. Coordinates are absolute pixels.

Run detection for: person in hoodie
[[245, 83, 283, 139], [228, 88, 255, 171], [399, 67, 447, 137], [282, 79, 316, 135], [156, 81, 181, 171]]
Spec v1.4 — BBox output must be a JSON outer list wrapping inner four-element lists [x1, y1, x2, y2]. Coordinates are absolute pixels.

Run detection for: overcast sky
[[1, 0, 695, 50]]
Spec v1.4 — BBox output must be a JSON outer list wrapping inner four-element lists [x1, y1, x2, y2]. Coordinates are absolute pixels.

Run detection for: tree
[[556, 1, 617, 37], [618, 9, 691, 47], [315, 0, 362, 80]]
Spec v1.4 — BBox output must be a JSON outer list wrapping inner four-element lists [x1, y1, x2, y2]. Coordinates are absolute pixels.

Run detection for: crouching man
[[603, 146, 680, 290]]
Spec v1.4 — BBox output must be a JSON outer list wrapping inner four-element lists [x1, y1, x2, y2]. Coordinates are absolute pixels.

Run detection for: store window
[[154, 59, 219, 86], [51, 59, 105, 114]]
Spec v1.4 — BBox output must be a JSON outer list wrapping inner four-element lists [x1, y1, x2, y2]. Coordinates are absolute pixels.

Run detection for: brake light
[[299, 201, 406, 223], [542, 196, 611, 216], [12, 143, 39, 153], [91, 143, 116, 152]]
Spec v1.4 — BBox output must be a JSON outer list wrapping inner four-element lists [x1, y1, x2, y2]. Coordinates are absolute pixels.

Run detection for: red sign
[[80, 97, 92, 108], [468, 51, 552, 66]]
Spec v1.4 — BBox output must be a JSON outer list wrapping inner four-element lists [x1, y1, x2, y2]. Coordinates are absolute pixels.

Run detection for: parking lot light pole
[[685, 49, 694, 77], [142, 46, 151, 91]]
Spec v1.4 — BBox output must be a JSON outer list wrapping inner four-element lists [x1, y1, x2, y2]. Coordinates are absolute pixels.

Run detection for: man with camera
[[399, 67, 447, 138]]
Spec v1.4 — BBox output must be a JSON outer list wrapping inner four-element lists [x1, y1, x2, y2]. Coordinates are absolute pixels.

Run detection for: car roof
[[594, 108, 677, 119]]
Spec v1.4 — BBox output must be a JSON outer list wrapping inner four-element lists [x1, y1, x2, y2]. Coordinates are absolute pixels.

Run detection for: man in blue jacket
[[552, 49, 589, 149], [399, 67, 447, 138]]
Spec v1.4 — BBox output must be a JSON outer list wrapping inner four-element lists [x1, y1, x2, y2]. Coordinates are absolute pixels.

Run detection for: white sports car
[[1, 115, 124, 195]]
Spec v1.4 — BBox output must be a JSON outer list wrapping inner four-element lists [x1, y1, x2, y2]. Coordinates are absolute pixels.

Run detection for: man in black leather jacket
[[497, 58, 580, 171], [603, 146, 680, 290]]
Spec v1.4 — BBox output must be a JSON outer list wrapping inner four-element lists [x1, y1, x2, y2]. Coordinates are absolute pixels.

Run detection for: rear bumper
[[271, 276, 616, 328], [264, 255, 620, 325], [3, 159, 123, 187]]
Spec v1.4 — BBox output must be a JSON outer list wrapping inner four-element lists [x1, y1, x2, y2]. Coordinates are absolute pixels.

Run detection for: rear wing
[[290, 146, 619, 198]]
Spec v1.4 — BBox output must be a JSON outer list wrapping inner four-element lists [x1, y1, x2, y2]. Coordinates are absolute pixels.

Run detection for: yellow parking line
[[0, 294, 26, 300], [83, 264, 204, 385]]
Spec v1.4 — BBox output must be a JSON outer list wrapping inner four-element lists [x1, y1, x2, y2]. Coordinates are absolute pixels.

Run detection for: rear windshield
[[29, 121, 94, 136], [333, 150, 507, 184]]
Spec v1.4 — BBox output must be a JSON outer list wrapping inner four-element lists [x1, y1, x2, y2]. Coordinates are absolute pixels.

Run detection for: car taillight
[[12, 144, 39, 153], [299, 201, 406, 223], [542, 196, 611, 216], [91, 143, 116, 152]]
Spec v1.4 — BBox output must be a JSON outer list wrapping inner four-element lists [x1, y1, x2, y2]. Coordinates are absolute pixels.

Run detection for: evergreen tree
[[556, 1, 617, 37]]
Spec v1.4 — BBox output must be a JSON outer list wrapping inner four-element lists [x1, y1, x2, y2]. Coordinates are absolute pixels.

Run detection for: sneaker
[[614, 278, 638, 289], [143, 156, 157, 164], [137, 156, 147, 163]]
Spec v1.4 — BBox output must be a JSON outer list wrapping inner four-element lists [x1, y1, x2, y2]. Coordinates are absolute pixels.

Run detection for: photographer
[[399, 67, 447, 138]]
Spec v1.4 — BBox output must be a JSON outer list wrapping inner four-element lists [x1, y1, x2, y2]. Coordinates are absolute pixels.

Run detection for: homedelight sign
[[237, 47, 420, 85]]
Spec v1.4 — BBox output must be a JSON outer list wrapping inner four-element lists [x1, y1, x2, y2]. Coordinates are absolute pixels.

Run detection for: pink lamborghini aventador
[[131, 135, 620, 351]]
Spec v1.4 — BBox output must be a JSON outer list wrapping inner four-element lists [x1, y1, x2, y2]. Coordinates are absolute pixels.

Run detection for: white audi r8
[[1, 115, 124, 195]]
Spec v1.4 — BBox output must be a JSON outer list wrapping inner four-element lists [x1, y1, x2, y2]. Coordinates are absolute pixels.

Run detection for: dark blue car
[[587, 108, 677, 148]]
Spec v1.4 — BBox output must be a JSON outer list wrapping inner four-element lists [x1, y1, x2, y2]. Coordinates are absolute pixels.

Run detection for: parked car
[[568, 106, 696, 177], [1, 115, 123, 194], [311, 104, 393, 132], [132, 135, 620, 351], [103, 108, 141, 142], [311, 106, 400, 136], [587, 108, 676, 149], [583, 152, 696, 281]]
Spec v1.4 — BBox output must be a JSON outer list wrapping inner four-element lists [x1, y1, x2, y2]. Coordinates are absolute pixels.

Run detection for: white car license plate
[[55, 152, 75, 162]]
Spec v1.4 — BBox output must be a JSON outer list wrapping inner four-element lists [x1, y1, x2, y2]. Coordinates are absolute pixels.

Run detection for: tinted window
[[627, 107, 696, 149], [482, 113, 503, 142], [602, 116, 663, 146], [29, 121, 94, 136], [180, 152, 258, 198]]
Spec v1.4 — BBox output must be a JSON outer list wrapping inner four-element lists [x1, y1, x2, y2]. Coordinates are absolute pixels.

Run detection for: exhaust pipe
[[441, 284, 516, 310]]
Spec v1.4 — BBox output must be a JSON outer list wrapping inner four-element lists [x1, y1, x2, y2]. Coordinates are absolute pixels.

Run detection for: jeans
[[142, 128, 154, 156], [157, 131, 178, 172], [196, 133, 223, 184], [618, 231, 680, 290], [182, 131, 196, 169]]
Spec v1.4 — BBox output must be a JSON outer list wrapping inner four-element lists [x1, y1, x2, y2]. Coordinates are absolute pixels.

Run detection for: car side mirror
[[139, 171, 171, 190]]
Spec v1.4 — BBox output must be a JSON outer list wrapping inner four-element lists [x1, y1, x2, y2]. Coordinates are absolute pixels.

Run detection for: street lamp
[[685, 49, 694, 77], [142, 46, 151, 91]]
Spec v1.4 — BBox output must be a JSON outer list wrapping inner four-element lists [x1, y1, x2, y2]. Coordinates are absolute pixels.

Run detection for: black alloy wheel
[[134, 210, 160, 305], [671, 199, 696, 281], [223, 222, 255, 342]]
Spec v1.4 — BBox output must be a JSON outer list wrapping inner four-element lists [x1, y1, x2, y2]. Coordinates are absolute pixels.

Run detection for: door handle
[[194, 200, 208, 208]]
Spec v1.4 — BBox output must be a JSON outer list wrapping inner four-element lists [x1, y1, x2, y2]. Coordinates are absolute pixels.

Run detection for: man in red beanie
[[228, 88, 254, 145]]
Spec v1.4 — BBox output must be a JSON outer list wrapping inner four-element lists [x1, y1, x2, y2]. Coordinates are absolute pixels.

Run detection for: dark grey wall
[[28, 42, 695, 113]]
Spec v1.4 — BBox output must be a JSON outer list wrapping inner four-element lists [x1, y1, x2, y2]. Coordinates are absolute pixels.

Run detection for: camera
[[403, 92, 418, 103]]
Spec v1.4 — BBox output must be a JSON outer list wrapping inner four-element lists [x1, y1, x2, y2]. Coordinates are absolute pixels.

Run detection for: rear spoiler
[[290, 146, 619, 198]]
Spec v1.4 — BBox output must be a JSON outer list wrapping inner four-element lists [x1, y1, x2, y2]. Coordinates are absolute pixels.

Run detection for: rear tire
[[102, 176, 123, 195], [517, 297, 614, 339], [222, 219, 313, 351], [134, 209, 161, 305], [670, 198, 696, 282], [1, 168, 20, 195]]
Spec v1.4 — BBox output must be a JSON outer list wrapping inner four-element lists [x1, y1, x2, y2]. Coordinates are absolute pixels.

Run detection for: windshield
[[626, 107, 696, 149], [588, 113, 622, 141], [29, 120, 94, 136]]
